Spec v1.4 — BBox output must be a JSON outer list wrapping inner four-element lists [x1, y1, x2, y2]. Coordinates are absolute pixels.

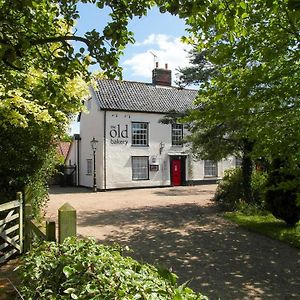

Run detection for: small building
[[54, 141, 77, 186], [69, 64, 237, 190]]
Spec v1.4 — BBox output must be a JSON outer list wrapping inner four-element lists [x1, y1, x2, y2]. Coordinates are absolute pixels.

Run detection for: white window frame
[[171, 124, 183, 146], [132, 122, 149, 146], [86, 159, 92, 175], [132, 156, 149, 180], [204, 160, 218, 177]]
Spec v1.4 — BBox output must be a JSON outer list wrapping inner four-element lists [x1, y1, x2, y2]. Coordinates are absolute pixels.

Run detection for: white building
[[69, 65, 236, 190]]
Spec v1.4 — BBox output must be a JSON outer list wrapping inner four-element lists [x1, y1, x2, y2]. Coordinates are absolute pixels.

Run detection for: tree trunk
[[242, 139, 254, 203]]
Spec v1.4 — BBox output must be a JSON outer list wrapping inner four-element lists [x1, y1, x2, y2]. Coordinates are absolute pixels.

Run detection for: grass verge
[[224, 212, 300, 248]]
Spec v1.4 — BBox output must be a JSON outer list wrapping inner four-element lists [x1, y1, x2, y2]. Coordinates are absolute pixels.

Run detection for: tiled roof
[[56, 142, 71, 162], [92, 79, 198, 113]]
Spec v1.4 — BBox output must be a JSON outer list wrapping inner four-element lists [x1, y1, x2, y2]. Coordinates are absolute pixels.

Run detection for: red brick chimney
[[152, 63, 172, 86]]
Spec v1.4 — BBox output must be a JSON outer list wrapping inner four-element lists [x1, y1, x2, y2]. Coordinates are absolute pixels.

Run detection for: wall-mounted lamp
[[159, 142, 165, 155]]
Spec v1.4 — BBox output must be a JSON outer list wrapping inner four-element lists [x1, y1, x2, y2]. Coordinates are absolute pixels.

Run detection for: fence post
[[17, 192, 23, 253], [24, 203, 33, 252], [46, 220, 56, 242], [58, 203, 76, 244]]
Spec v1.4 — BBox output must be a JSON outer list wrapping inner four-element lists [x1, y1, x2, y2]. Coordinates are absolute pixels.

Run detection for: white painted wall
[[79, 98, 105, 189], [78, 97, 236, 189], [191, 157, 235, 182], [105, 111, 171, 189]]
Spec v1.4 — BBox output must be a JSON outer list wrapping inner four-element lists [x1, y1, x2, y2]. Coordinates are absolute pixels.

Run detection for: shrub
[[214, 168, 244, 210], [214, 168, 267, 212], [265, 159, 300, 226], [18, 238, 207, 300], [25, 148, 59, 221]]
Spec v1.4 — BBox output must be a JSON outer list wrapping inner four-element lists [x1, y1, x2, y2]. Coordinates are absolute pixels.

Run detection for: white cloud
[[123, 34, 192, 84]]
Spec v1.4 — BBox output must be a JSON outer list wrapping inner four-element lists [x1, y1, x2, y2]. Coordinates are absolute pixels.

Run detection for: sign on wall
[[109, 124, 129, 145], [150, 164, 159, 171]]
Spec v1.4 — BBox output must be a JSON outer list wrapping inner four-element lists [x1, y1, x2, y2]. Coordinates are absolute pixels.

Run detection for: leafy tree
[[176, 50, 216, 88], [175, 1, 299, 204], [265, 159, 300, 226], [0, 0, 155, 200], [176, 49, 255, 202], [1, 0, 298, 207]]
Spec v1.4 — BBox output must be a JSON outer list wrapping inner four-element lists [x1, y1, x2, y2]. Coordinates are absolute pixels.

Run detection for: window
[[132, 156, 149, 180], [172, 124, 183, 146], [204, 160, 218, 177], [132, 122, 148, 146], [86, 159, 92, 175]]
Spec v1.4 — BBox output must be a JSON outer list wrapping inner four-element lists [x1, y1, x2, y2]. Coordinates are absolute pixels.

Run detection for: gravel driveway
[[47, 185, 300, 300]]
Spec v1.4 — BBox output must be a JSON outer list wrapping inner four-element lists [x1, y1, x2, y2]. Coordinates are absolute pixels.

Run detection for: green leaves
[[240, 2, 247, 10], [63, 266, 75, 278], [19, 238, 208, 299], [177, 0, 300, 172]]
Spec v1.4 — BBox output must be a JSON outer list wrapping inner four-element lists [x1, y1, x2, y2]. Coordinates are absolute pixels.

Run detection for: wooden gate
[[0, 193, 23, 264], [24, 202, 56, 252]]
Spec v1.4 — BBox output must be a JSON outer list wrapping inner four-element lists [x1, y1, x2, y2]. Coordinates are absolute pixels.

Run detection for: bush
[[25, 148, 59, 221], [265, 159, 300, 226], [18, 238, 207, 300], [214, 168, 267, 212], [214, 168, 244, 210]]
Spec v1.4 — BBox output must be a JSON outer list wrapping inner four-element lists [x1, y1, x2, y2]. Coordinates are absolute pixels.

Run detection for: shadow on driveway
[[153, 188, 215, 197], [77, 203, 300, 300]]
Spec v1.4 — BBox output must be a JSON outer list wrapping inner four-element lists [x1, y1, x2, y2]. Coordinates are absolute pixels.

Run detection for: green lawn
[[224, 212, 300, 248]]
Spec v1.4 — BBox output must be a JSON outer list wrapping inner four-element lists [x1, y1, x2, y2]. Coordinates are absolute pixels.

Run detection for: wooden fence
[[24, 203, 56, 252], [1, 188, 77, 263], [0, 193, 23, 263]]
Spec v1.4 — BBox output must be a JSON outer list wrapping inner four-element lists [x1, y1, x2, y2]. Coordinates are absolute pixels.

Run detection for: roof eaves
[[99, 107, 185, 115], [90, 86, 101, 110]]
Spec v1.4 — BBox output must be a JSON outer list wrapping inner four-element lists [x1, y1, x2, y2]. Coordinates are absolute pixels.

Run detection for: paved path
[[47, 185, 300, 300]]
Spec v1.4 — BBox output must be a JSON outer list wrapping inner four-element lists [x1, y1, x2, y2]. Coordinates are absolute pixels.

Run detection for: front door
[[171, 159, 181, 186]]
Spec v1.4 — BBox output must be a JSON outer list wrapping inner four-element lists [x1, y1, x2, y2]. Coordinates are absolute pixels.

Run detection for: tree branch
[[283, 7, 300, 40], [30, 35, 91, 46]]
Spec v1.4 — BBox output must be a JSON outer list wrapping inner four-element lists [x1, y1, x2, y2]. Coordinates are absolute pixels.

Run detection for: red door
[[171, 159, 181, 186]]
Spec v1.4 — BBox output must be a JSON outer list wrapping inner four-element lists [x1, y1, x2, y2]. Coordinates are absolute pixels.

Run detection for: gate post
[[24, 203, 33, 252], [17, 192, 23, 253], [58, 203, 76, 243], [46, 220, 56, 242]]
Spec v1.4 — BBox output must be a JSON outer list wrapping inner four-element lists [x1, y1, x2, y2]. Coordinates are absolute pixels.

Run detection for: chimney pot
[[152, 63, 172, 86]]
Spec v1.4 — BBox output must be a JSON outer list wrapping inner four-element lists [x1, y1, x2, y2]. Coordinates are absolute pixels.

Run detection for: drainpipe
[[104, 110, 107, 190], [74, 134, 81, 186]]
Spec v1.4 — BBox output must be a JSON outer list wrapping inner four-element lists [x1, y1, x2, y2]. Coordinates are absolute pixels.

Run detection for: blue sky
[[75, 4, 191, 83], [70, 4, 192, 134]]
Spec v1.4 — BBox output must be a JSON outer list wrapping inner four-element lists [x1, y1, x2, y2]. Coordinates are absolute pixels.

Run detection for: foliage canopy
[[1, 0, 299, 202], [0, 0, 153, 196], [180, 0, 300, 165]]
